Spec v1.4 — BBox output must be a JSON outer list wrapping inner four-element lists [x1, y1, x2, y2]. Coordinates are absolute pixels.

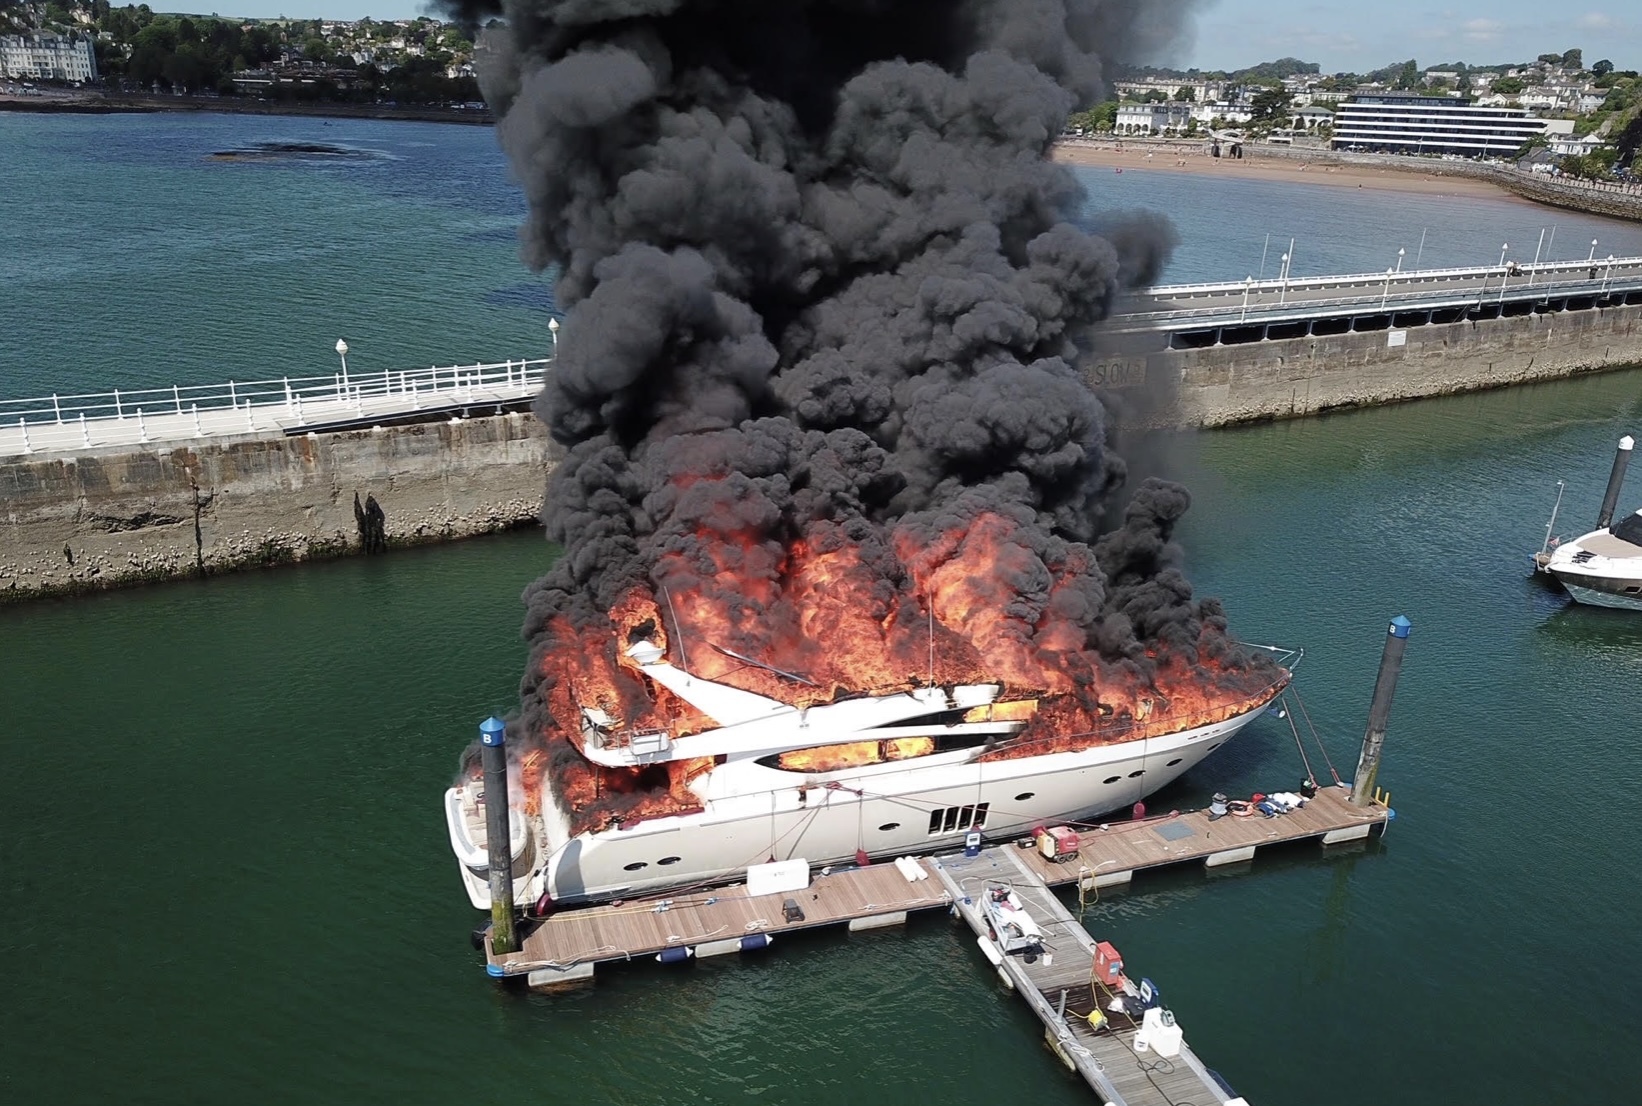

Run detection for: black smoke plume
[[450, 0, 1275, 825]]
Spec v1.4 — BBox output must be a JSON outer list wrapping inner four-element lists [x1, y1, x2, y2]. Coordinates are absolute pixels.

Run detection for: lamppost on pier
[[548, 317, 559, 358], [1279, 251, 1290, 304], [335, 338, 350, 393], [1382, 267, 1394, 310], [1588, 239, 1599, 264], [1603, 255, 1616, 295], [1240, 275, 1253, 322], [1395, 247, 1405, 273]]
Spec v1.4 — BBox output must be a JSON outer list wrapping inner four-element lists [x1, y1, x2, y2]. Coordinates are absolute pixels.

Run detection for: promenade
[[0, 358, 548, 459]]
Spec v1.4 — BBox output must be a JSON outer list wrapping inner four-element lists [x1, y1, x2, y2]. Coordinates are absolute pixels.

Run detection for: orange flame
[[520, 501, 1285, 836]]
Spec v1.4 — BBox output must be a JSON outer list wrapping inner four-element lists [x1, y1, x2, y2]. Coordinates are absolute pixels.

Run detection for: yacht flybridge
[[578, 640, 1022, 768], [446, 638, 1290, 911]]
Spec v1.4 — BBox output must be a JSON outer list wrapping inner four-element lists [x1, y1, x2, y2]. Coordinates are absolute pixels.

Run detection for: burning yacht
[[445, 633, 1289, 911], [446, 0, 1301, 917]]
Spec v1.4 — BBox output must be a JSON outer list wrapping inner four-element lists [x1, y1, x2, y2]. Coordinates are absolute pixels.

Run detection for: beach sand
[[1052, 143, 1514, 201]]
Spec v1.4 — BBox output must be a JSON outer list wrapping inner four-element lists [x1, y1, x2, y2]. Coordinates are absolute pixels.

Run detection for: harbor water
[[3, 112, 1642, 1104], [6, 111, 1642, 398]]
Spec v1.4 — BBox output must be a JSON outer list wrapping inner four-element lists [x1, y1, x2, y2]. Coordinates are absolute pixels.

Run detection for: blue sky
[[216, 1, 1642, 77], [1181, 1, 1641, 75]]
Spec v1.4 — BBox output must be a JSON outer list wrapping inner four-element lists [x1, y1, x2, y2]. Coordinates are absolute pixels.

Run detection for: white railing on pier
[[1133, 253, 1642, 301], [0, 357, 551, 426], [1, 357, 550, 459]]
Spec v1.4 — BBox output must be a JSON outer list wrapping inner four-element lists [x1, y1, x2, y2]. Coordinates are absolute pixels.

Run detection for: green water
[[4, 369, 1641, 1104]]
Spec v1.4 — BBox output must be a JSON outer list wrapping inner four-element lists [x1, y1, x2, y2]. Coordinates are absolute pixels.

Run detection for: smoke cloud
[[452, 0, 1274, 831]]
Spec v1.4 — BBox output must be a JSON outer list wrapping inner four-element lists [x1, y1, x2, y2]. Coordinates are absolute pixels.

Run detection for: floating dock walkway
[[935, 844, 1246, 1106], [486, 784, 1388, 980], [486, 786, 1386, 1103]]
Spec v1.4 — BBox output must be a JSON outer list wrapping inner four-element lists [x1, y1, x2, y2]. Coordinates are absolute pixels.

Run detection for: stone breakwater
[[1, 412, 554, 603], [1101, 297, 1642, 429]]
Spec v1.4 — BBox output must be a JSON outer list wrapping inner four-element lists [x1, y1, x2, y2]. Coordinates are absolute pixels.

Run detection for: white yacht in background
[[445, 638, 1291, 911], [1539, 435, 1642, 610]]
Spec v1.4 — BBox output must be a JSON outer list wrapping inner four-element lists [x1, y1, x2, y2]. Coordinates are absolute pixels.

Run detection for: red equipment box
[[1094, 941, 1124, 986]]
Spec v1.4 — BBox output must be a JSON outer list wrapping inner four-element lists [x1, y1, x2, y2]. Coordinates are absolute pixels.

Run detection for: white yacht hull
[[520, 697, 1272, 908], [1554, 578, 1642, 611]]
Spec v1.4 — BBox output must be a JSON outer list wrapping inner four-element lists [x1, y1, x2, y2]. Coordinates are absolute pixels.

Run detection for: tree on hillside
[[1232, 57, 1319, 82], [1248, 86, 1293, 125], [1174, 85, 1195, 101], [1593, 59, 1614, 76], [1492, 76, 1526, 95], [0, 0, 26, 36], [1617, 115, 1642, 169], [1560, 147, 1615, 179], [1561, 48, 1582, 69], [1537, 52, 1563, 65], [1393, 59, 1420, 89]]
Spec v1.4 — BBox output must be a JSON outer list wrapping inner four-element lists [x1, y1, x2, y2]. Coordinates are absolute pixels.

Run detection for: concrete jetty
[[7, 258, 1642, 601]]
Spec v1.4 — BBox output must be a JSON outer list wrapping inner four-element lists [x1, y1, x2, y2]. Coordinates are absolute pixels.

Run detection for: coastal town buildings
[[0, 32, 97, 82]]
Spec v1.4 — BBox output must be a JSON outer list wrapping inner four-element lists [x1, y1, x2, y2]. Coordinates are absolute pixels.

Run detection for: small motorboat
[[980, 883, 1045, 955]]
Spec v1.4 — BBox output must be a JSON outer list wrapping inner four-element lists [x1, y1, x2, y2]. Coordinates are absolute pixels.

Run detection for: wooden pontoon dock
[[486, 784, 1387, 982], [482, 785, 1389, 1104]]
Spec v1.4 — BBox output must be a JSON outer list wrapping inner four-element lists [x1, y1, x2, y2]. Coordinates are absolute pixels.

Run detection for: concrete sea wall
[[1103, 300, 1642, 428], [0, 413, 553, 602], [4, 305, 1641, 602]]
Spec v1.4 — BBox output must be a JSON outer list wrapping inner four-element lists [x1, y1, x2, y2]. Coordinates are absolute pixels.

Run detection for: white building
[[1115, 102, 1192, 135], [1549, 133, 1608, 157], [1331, 94, 1551, 157], [1188, 101, 1252, 126], [0, 33, 98, 82]]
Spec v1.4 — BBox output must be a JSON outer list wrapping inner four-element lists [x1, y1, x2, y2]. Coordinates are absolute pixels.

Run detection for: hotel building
[[1330, 94, 1550, 157], [0, 33, 99, 83]]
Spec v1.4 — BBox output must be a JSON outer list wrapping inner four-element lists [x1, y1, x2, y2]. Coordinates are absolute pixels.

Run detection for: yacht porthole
[[1014, 792, 1035, 801], [657, 856, 681, 866], [622, 861, 648, 871], [1165, 758, 1183, 767], [1103, 776, 1121, 785], [878, 822, 901, 832], [1127, 770, 1145, 779], [1208, 742, 1223, 751]]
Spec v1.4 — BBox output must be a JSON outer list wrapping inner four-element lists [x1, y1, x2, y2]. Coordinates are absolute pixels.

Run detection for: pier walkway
[[6, 255, 1642, 461], [1112, 253, 1642, 340], [0, 357, 549, 458], [934, 845, 1246, 1106]]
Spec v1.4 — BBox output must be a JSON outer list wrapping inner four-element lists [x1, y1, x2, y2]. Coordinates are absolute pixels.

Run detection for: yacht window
[[926, 802, 990, 835], [1103, 776, 1121, 785], [1166, 758, 1183, 767], [1127, 770, 1145, 779], [1014, 792, 1035, 801], [878, 822, 901, 832], [622, 861, 648, 871], [657, 856, 681, 866]]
